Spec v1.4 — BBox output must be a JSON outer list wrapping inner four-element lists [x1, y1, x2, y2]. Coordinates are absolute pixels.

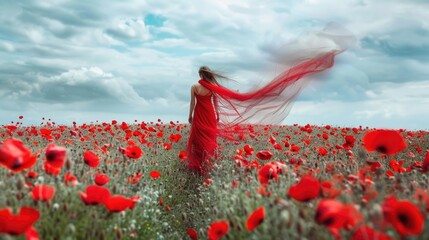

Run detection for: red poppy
[[150, 170, 161, 179], [43, 161, 61, 175], [163, 143, 172, 150], [79, 185, 111, 205], [27, 171, 38, 179], [290, 144, 300, 152], [45, 143, 67, 168], [169, 134, 182, 143], [288, 175, 320, 202], [178, 150, 187, 160], [104, 195, 135, 212], [94, 173, 109, 186], [343, 135, 355, 149], [127, 172, 143, 184], [0, 138, 37, 172], [258, 163, 278, 185], [187, 228, 198, 240], [389, 159, 406, 173], [0, 206, 40, 235], [320, 181, 342, 198], [31, 185, 55, 201], [318, 147, 328, 156], [243, 144, 254, 156], [382, 196, 424, 237], [207, 220, 229, 240], [64, 172, 78, 187], [83, 150, 100, 168], [315, 199, 355, 239], [256, 150, 273, 160], [352, 225, 393, 240], [246, 206, 265, 231], [363, 130, 406, 155], [125, 145, 143, 159], [25, 226, 39, 240]]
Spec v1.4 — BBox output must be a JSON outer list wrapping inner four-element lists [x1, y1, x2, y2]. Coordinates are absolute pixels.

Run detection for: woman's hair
[[198, 66, 229, 84]]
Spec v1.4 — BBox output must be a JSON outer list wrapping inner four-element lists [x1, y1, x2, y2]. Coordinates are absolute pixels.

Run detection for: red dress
[[187, 92, 218, 175]]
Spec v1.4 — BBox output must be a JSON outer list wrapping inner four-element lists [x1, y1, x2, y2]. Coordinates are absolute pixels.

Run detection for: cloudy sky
[[1, 0, 428, 129]]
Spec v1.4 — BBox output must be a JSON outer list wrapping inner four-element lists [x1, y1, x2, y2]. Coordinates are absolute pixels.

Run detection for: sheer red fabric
[[187, 23, 355, 175]]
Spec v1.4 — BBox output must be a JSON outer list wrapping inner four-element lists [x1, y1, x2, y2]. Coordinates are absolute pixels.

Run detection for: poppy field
[[1, 117, 429, 240]]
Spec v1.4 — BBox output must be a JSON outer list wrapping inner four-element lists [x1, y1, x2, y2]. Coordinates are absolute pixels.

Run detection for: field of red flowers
[[1, 117, 429, 239]]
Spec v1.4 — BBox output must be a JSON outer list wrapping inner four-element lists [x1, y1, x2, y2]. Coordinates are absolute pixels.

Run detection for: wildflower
[[79, 185, 111, 205], [125, 145, 143, 159], [0, 138, 37, 172], [246, 206, 265, 231], [94, 174, 109, 186], [363, 130, 406, 155], [83, 150, 100, 168], [207, 220, 228, 240], [0, 207, 39, 235], [289, 175, 320, 202], [31, 185, 55, 201], [45, 143, 67, 168]]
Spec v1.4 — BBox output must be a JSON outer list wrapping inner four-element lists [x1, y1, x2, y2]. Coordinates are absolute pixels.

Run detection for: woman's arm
[[188, 85, 196, 123]]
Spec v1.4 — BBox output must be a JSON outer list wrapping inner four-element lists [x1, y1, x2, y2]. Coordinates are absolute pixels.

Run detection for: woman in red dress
[[186, 24, 355, 175], [187, 66, 225, 175]]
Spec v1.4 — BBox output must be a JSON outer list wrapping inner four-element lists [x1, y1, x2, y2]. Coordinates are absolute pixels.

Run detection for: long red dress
[[186, 23, 355, 175], [187, 92, 218, 174]]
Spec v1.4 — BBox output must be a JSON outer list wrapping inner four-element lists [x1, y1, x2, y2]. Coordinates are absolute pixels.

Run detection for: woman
[[187, 66, 225, 175], [187, 24, 355, 175]]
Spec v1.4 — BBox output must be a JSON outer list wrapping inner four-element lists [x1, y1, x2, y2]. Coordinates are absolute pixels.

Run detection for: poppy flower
[[352, 225, 393, 240], [150, 170, 161, 179], [207, 220, 229, 240], [343, 135, 356, 149], [320, 181, 342, 198], [104, 195, 135, 212], [43, 161, 61, 175], [169, 134, 182, 143], [31, 185, 55, 201], [288, 175, 320, 202], [79, 185, 111, 205], [187, 228, 198, 240], [64, 172, 78, 187], [258, 163, 278, 185], [125, 145, 143, 159], [315, 199, 361, 239], [389, 159, 405, 173], [25, 226, 39, 240], [178, 150, 187, 160], [382, 196, 424, 237], [127, 172, 143, 184], [318, 147, 328, 156], [163, 143, 172, 150], [243, 144, 254, 156], [363, 130, 406, 155], [45, 143, 67, 168], [0, 138, 37, 172], [290, 144, 300, 152], [246, 206, 265, 231], [0, 206, 40, 235], [256, 150, 273, 160], [27, 171, 38, 179], [94, 173, 109, 186], [83, 150, 100, 168]]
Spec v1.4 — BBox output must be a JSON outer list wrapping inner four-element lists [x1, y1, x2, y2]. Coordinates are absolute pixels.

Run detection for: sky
[[0, 0, 428, 130]]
